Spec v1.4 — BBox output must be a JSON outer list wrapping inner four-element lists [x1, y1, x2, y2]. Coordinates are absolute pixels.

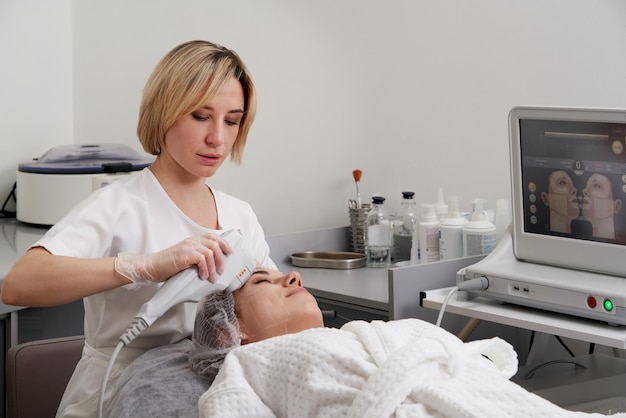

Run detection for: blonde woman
[[2, 40, 276, 417]]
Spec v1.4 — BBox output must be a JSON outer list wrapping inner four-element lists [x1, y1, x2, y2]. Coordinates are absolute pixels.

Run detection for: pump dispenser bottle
[[418, 203, 440, 263], [393, 191, 417, 263], [435, 187, 449, 220], [365, 196, 392, 268], [463, 198, 497, 256], [439, 196, 468, 260], [494, 199, 511, 243]]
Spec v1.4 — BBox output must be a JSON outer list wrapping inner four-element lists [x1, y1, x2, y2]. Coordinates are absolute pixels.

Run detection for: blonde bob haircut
[[137, 40, 256, 164]]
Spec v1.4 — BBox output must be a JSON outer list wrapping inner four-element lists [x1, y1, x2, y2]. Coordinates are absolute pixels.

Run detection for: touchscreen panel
[[520, 119, 626, 245]]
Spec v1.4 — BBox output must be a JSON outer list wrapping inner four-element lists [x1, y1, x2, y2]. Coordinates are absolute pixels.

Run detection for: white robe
[[199, 319, 622, 418]]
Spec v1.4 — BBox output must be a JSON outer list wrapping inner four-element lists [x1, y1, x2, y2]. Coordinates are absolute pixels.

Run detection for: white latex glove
[[115, 234, 232, 284]]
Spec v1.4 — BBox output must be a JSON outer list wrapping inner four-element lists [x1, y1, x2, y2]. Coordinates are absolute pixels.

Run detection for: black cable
[[555, 335, 575, 357], [1, 221, 17, 251], [588, 342, 595, 355], [0, 181, 17, 218], [528, 330, 535, 355]]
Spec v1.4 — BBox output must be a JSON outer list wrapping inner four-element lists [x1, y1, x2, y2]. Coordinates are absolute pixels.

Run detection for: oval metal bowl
[[290, 251, 366, 269]]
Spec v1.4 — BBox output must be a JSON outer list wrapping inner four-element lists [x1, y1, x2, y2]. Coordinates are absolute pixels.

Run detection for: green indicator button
[[604, 299, 614, 312]]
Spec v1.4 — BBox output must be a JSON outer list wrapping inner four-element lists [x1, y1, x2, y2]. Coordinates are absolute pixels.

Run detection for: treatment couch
[[6, 335, 84, 418]]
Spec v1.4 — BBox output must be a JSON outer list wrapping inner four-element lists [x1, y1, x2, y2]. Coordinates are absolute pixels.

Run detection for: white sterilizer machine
[[16, 144, 153, 226]]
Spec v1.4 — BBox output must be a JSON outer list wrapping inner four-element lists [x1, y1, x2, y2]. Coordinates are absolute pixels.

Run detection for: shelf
[[421, 287, 626, 349]]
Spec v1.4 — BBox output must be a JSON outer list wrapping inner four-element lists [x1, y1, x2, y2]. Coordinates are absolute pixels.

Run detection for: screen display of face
[[520, 119, 626, 245]]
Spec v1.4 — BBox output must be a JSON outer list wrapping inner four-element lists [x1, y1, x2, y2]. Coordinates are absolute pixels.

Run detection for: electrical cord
[[97, 318, 149, 418], [436, 276, 489, 327], [0, 181, 17, 218], [521, 359, 587, 379], [1, 221, 17, 252], [529, 329, 577, 358], [555, 335, 575, 357], [97, 341, 124, 418]]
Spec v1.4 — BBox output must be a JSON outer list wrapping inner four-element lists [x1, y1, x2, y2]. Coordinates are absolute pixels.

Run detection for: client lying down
[[108, 269, 625, 417], [104, 269, 322, 417]]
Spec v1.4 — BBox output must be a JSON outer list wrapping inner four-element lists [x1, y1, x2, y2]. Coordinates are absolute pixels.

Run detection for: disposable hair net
[[188, 291, 240, 383]]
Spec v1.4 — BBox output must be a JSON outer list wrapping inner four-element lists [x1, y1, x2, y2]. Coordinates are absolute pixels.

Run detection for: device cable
[[97, 340, 124, 418], [436, 276, 489, 328], [0, 181, 16, 218], [528, 330, 535, 356], [97, 317, 149, 418], [555, 335, 575, 357]]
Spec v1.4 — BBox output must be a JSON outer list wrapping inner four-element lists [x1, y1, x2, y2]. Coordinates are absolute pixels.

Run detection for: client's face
[[233, 269, 324, 344]]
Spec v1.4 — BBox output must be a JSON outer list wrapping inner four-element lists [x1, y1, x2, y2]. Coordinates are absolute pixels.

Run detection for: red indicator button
[[587, 296, 597, 309]]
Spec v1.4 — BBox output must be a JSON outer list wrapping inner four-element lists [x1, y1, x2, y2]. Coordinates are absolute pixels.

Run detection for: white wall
[[0, 0, 73, 210], [3, 0, 626, 235]]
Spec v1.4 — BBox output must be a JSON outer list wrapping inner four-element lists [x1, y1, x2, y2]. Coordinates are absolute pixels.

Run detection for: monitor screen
[[510, 106, 626, 277]]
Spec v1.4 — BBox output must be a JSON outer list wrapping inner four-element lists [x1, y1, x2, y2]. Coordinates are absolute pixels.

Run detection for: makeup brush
[[352, 169, 362, 208]]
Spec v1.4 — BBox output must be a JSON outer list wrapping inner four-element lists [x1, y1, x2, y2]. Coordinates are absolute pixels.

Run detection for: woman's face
[[582, 173, 621, 219], [162, 76, 244, 179], [233, 269, 324, 343], [542, 170, 579, 216]]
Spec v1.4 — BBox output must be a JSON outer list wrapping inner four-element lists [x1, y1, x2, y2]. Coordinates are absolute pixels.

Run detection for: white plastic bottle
[[435, 187, 449, 220], [393, 191, 417, 263], [439, 196, 468, 260], [418, 203, 440, 263], [463, 198, 497, 257], [494, 198, 511, 243], [365, 196, 392, 268]]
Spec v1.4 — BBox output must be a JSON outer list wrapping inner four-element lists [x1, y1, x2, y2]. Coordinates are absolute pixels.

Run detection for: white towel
[[199, 318, 624, 418]]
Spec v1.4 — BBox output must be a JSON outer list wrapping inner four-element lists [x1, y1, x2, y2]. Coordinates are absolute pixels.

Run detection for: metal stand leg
[[525, 332, 550, 366]]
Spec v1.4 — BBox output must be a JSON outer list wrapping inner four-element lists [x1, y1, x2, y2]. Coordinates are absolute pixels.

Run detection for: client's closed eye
[[250, 270, 271, 284]]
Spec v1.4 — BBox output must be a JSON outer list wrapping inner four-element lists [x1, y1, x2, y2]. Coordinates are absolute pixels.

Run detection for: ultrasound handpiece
[[121, 229, 256, 345]]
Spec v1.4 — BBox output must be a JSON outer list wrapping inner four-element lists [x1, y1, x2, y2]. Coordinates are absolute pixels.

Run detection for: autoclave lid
[[18, 144, 153, 174]]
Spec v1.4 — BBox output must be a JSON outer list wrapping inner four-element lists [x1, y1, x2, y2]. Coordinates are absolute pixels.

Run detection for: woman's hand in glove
[[114, 234, 232, 284]]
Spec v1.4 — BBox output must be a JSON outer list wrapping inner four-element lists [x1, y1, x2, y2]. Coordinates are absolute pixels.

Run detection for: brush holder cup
[[348, 204, 370, 254]]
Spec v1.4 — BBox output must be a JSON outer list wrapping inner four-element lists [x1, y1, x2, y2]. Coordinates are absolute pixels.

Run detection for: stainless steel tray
[[290, 251, 366, 269]]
